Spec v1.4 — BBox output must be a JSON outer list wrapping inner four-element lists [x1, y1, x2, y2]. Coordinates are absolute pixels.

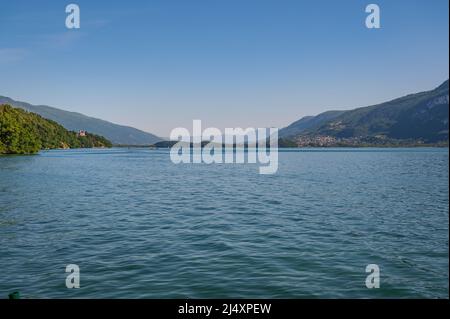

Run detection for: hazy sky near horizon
[[0, 0, 448, 137]]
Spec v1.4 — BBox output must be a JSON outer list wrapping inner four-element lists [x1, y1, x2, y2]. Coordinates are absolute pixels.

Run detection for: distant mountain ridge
[[280, 110, 345, 138], [3, 80, 448, 147], [0, 96, 161, 145], [280, 80, 449, 146]]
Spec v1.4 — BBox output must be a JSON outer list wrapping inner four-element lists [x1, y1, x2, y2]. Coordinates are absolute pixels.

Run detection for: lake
[[0, 148, 448, 298]]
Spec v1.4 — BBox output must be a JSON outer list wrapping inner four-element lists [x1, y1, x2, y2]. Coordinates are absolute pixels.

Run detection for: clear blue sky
[[0, 0, 448, 136]]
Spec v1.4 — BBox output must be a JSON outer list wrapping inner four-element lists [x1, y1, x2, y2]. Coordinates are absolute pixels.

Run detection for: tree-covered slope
[[0, 96, 161, 145], [279, 111, 345, 138], [281, 80, 449, 145], [0, 104, 111, 154]]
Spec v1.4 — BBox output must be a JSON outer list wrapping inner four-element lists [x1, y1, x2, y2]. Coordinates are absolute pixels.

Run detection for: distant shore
[[114, 142, 450, 149]]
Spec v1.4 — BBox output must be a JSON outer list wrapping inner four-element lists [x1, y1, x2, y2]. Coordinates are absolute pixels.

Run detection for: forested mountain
[[0, 96, 161, 145], [0, 104, 111, 154], [279, 111, 344, 138], [280, 80, 449, 146]]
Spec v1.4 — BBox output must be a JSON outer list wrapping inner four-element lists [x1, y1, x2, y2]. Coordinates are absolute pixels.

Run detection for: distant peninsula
[[0, 104, 111, 155]]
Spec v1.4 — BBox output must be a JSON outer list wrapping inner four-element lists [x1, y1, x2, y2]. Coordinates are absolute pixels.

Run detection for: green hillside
[[279, 111, 345, 138], [0, 96, 161, 145], [280, 80, 449, 146], [0, 104, 111, 154]]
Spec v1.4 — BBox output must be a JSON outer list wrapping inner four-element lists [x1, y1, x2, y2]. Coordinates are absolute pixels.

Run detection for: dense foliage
[[0, 95, 161, 145], [0, 104, 112, 154]]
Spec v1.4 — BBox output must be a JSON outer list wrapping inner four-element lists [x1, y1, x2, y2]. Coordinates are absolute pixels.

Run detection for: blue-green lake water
[[0, 148, 448, 298]]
